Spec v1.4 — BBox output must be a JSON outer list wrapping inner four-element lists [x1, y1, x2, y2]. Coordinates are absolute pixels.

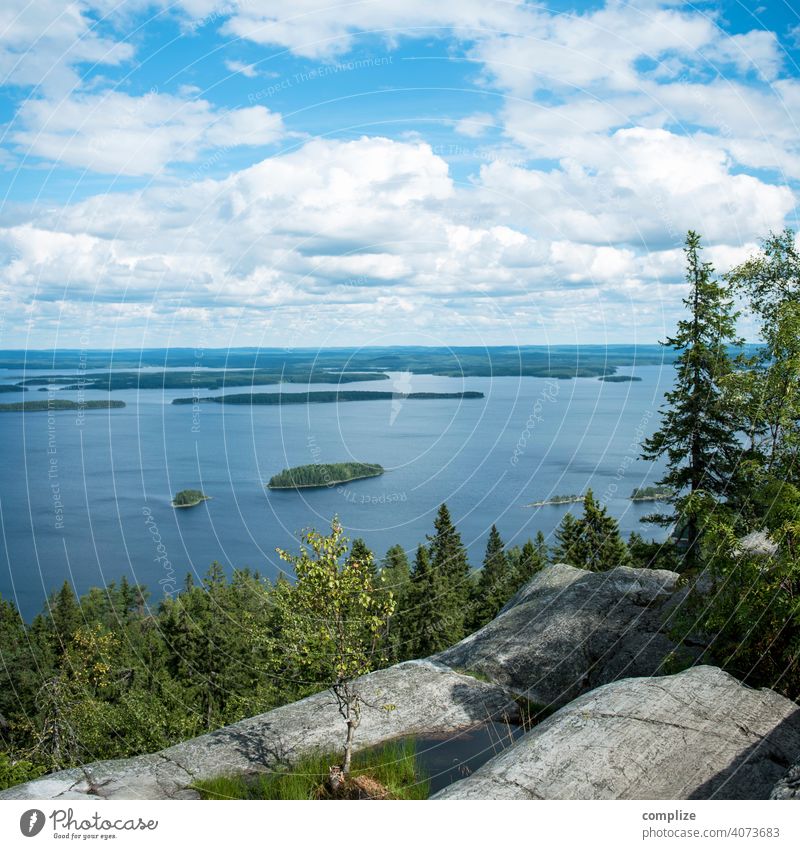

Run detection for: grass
[[193, 739, 430, 800]]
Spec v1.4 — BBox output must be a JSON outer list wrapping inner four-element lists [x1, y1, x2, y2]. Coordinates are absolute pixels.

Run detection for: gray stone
[[434, 562, 687, 704], [770, 762, 800, 799], [433, 666, 800, 800], [0, 660, 515, 800]]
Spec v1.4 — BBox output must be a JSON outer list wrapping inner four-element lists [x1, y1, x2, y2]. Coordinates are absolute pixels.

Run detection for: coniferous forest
[[2, 230, 800, 790]]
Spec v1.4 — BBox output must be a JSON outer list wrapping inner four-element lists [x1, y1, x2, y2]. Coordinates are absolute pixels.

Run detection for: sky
[[0, 0, 798, 349]]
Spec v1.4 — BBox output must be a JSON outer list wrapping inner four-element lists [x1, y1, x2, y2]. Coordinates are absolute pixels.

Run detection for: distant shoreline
[[173, 391, 484, 406], [0, 399, 125, 413]]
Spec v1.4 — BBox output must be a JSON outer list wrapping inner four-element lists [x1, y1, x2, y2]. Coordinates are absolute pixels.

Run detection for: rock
[[434, 562, 686, 704], [770, 762, 800, 799], [0, 660, 514, 801], [433, 666, 800, 800]]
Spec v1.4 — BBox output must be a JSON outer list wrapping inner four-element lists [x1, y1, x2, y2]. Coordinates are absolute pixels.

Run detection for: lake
[[0, 366, 672, 619]]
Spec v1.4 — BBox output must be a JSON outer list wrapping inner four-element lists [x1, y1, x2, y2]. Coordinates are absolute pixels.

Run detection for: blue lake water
[[0, 367, 673, 619]]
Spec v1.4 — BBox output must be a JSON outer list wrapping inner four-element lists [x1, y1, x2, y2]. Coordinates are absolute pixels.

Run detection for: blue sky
[[0, 0, 799, 348]]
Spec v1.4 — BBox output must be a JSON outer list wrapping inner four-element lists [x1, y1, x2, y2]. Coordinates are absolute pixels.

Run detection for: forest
[[267, 463, 384, 489], [1, 228, 800, 790]]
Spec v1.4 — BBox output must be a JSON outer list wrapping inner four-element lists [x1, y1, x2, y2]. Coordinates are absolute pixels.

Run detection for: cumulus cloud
[[0, 133, 789, 345], [11, 91, 285, 176], [0, 0, 134, 94]]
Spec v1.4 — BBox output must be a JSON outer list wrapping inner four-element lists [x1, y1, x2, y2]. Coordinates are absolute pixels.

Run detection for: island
[[0, 385, 25, 393], [172, 489, 211, 508], [172, 390, 484, 406], [18, 369, 389, 391], [267, 462, 384, 490], [0, 400, 125, 412], [599, 375, 642, 382], [527, 494, 584, 507], [630, 485, 674, 501]]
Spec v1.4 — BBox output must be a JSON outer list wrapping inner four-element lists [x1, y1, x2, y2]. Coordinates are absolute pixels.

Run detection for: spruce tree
[[347, 538, 377, 577], [379, 545, 411, 662], [404, 545, 449, 657], [553, 511, 582, 565], [472, 525, 511, 628], [552, 491, 627, 571], [427, 503, 471, 643], [574, 490, 628, 571], [514, 537, 546, 587], [641, 231, 740, 568]]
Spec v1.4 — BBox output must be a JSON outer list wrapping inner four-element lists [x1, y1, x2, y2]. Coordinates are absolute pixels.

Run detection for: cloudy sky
[[0, 0, 798, 349]]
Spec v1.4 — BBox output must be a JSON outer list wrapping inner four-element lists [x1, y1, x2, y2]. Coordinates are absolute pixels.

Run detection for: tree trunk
[[342, 719, 356, 776]]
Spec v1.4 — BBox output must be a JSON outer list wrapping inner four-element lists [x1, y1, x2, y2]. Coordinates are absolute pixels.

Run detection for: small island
[[0, 399, 125, 413], [599, 375, 642, 382], [630, 485, 674, 502], [527, 493, 584, 507], [172, 489, 211, 508], [268, 462, 384, 490]]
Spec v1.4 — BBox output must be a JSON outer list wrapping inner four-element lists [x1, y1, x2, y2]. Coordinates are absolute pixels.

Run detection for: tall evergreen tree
[[553, 511, 582, 565], [404, 545, 449, 657], [472, 525, 512, 628], [347, 538, 377, 577], [49, 582, 82, 653], [380, 545, 411, 662], [574, 490, 629, 571], [552, 492, 628, 571], [641, 231, 740, 568], [427, 504, 471, 643], [514, 537, 546, 587]]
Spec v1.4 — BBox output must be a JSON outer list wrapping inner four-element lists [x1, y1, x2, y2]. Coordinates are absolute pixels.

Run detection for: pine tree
[[514, 537, 546, 587], [49, 581, 82, 653], [553, 511, 582, 565], [552, 492, 627, 571], [574, 490, 629, 571], [380, 545, 411, 662], [472, 525, 511, 628], [347, 538, 377, 577], [404, 545, 449, 657], [427, 504, 471, 643], [641, 231, 740, 569]]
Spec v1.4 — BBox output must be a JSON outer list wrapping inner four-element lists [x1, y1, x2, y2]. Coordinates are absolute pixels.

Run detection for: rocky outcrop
[[771, 762, 800, 799], [434, 562, 687, 705], [0, 661, 515, 801], [434, 666, 800, 800]]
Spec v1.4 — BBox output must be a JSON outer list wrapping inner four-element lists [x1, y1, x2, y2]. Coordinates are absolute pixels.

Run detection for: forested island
[[172, 489, 211, 508], [527, 494, 584, 507], [630, 485, 674, 501], [17, 370, 388, 391], [0, 385, 25, 393], [172, 390, 484, 406], [268, 462, 384, 489], [0, 400, 124, 413], [599, 375, 642, 382]]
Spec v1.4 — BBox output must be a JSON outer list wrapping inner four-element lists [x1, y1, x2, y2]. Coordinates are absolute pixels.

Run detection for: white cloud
[[0, 133, 788, 346], [454, 113, 496, 138], [0, 0, 134, 95], [224, 59, 260, 78], [476, 128, 794, 247], [12, 91, 285, 176]]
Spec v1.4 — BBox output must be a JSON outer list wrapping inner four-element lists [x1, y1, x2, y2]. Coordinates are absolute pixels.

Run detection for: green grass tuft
[[193, 739, 429, 800]]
